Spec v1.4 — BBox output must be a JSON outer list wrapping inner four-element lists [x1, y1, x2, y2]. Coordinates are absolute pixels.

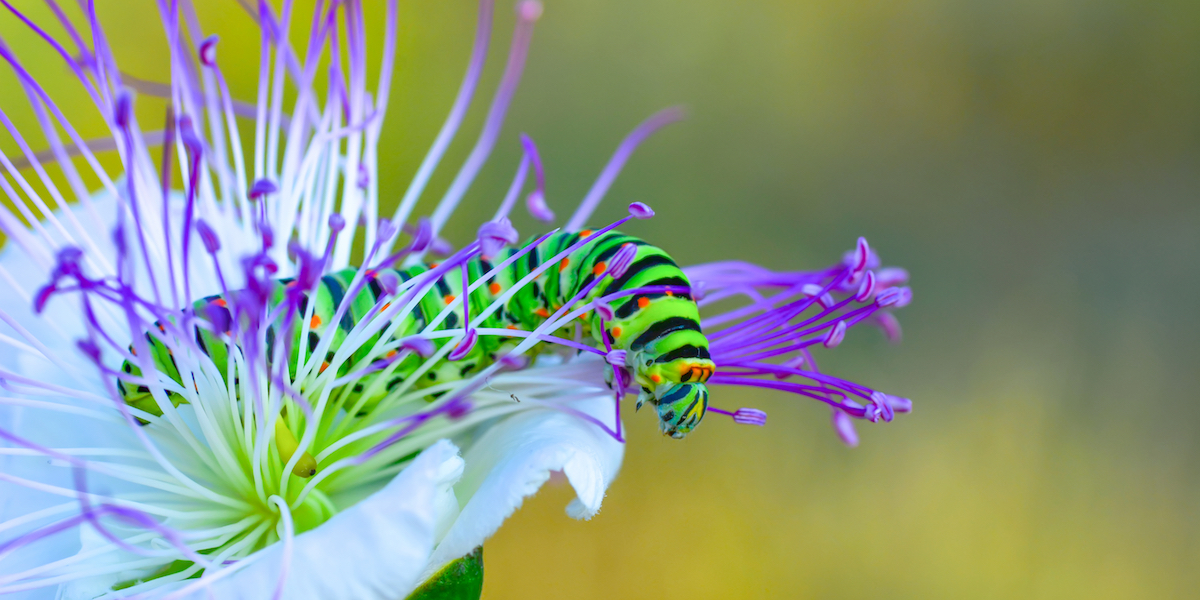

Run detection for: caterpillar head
[[652, 382, 709, 439]]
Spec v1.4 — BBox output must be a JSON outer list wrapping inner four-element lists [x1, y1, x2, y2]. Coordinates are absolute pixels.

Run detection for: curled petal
[[420, 395, 624, 582]]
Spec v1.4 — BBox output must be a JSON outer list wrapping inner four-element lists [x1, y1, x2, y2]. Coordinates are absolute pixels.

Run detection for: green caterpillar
[[117, 230, 715, 475]]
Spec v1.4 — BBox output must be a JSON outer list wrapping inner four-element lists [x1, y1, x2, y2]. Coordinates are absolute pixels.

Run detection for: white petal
[[420, 394, 624, 582], [150, 440, 463, 600]]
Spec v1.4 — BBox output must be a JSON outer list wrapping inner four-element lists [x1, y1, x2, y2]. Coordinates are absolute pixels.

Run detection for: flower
[[0, 1, 912, 599]]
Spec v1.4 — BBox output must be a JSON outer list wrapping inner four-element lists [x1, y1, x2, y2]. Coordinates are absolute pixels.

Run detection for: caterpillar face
[[653, 382, 709, 439]]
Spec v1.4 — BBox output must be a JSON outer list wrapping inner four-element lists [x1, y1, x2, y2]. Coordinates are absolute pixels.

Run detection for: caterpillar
[[117, 230, 715, 474]]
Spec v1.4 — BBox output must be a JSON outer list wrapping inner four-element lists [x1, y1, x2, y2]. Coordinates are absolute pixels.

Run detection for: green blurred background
[[4, 0, 1200, 598]]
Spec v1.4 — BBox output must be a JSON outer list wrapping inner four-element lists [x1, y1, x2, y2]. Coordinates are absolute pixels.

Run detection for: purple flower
[[0, 0, 912, 598]]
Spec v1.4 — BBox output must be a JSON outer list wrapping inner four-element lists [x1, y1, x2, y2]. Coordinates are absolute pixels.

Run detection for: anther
[[448, 329, 478, 361], [609, 243, 638, 278], [851, 237, 870, 274], [802, 284, 835, 309], [732, 408, 767, 426], [179, 116, 204, 158], [831, 410, 859, 447], [823, 320, 847, 348], [605, 349, 627, 366], [249, 178, 278, 201], [517, 0, 543, 21], [855, 271, 876, 302], [199, 35, 218, 67], [399, 336, 436, 358], [76, 339, 102, 362], [594, 299, 615, 321], [627, 202, 654, 219], [195, 220, 221, 254], [114, 91, 132, 128], [478, 218, 519, 258], [357, 163, 371, 190], [519, 134, 554, 222], [328, 213, 346, 234], [876, 267, 909, 288]]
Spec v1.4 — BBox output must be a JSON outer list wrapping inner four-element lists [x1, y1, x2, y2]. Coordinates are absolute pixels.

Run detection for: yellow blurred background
[[3, 0, 1200, 598]]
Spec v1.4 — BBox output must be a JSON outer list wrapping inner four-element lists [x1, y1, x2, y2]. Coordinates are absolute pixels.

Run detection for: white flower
[[0, 0, 912, 598]]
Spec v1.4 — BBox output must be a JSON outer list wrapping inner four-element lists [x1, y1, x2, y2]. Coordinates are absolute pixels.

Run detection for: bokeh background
[[4, 0, 1200, 598]]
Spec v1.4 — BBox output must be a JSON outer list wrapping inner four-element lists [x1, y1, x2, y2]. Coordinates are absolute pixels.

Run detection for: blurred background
[[4, 0, 1200, 598]]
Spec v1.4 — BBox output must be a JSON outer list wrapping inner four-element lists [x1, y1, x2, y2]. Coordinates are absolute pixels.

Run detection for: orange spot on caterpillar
[[443, 294, 456, 305], [533, 308, 550, 318], [637, 297, 650, 309], [579, 229, 593, 237], [319, 361, 330, 373], [214, 298, 228, 307], [506, 324, 521, 330], [612, 326, 622, 337], [665, 291, 674, 297], [386, 350, 397, 358], [310, 315, 322, 328], [559, 258, 570, 272], [429, 263, 440, 269], [489, 282, 502, 294], [650, 374, 661, 383], [593, 262, 607, 276]]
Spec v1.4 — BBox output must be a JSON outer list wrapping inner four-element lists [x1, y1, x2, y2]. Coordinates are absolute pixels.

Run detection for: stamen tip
[[328, 213, 346, 233], [594, 299, 615, 321], [608, 243, 638, 278], [832, 410, 859, 447], [628, 202, 654, 219], [114, 91, 133, 128], [526, 190, 554, 222], [448, 330, 479, 361], [199, 35, 219, 67], [517, 0, 543, 21], [732, 408, 767, 426], [400, 336, 436, 358], [249, 178, 278, 200], [195, 220, 221, 254]]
